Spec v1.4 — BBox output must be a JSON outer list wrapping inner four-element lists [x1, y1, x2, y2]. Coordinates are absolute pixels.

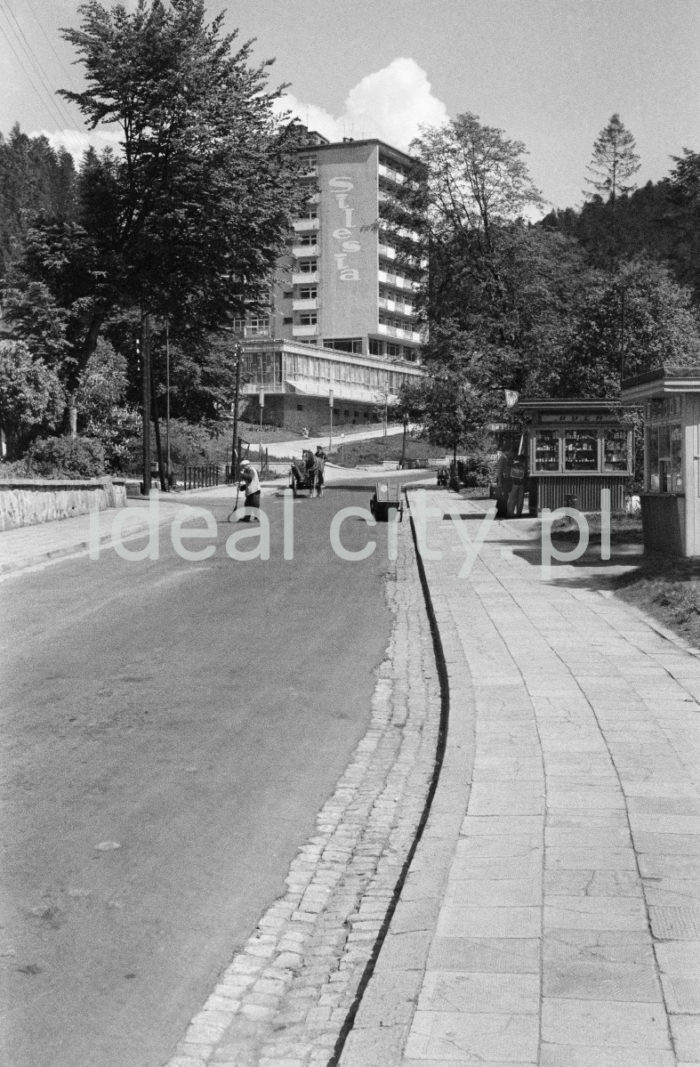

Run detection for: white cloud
[[276, 57, 448, 151], [39, 58, 448, 163], [31, 127, 123, 161], [273, 97, 342, 143]]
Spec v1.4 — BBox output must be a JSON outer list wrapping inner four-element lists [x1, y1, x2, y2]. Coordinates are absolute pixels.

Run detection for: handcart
[[370, 481, 404, 522]]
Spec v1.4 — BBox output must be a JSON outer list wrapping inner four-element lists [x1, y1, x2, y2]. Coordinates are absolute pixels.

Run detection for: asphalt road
[[0, 482, 408, 1067]]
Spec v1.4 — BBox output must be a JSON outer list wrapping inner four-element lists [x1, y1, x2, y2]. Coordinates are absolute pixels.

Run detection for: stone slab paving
[[341, 491, 700, 1066]]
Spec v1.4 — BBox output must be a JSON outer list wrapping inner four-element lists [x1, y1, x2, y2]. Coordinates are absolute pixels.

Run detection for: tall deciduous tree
[[399, 113, 567, 429], [57, 0, 305, 486], [585, 113, 640, 204], [59, 0, 303, 332]]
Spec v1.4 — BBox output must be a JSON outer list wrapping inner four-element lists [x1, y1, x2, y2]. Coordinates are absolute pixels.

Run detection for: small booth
[[621, 365, 700, 557], [513, 399, 634, 514]]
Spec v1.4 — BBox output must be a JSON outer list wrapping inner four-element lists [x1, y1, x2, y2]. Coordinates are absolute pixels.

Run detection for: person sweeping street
[[227, 459, 261, 522]]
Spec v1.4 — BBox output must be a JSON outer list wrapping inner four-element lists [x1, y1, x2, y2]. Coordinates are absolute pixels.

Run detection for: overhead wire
[[0, 1, 78, 129], [23, 0, 86, 123]]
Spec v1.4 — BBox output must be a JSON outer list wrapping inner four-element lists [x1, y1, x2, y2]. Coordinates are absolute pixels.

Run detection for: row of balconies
[[378, 162, 406, 185], [378, 323, 422, 342], [293, 218, 320, 233], [378, 296, 415, 316]]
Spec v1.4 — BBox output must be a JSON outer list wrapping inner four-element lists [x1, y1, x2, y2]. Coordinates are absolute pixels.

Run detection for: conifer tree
[[585, 113, 641, 203]]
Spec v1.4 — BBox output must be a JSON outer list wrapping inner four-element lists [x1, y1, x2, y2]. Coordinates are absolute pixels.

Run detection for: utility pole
[[141, 312, 152, 496], [231, 343, 242, 483], [258, 387, 265, 473], [165, 320, 171, 487]]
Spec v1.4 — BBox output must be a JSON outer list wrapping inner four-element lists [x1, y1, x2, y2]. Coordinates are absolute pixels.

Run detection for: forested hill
[[540, 150, 700, 308]]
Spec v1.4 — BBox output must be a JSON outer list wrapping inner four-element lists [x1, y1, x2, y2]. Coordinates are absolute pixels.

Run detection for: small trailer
[[370, 481, 404, 522]]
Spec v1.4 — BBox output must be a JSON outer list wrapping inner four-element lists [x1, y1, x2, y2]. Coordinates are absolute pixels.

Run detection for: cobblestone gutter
[[165, 518, 443, 1067]]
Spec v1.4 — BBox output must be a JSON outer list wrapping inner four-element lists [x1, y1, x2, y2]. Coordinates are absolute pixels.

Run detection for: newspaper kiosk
[[514, 399, 633, 515], [621, 366, 700, 557]]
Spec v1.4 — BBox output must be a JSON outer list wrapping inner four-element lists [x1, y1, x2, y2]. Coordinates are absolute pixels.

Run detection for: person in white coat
[[238, 459, 261, 522]]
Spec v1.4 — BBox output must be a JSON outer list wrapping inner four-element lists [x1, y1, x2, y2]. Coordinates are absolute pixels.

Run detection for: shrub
[[25, 435, 106, 478]]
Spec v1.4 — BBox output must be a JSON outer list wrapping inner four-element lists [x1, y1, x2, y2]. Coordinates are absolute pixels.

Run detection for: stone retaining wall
[[0, 478, 127, 531]]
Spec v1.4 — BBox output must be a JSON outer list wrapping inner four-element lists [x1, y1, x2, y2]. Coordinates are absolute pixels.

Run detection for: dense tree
[[406, 112, 545, 367], [0, 340, 64, 459], [3, 0, 307, 479], [398, 115, 587, 429], [544, 257, 700, 398], [59, 0, 305, 350], [0, 126, 77, 279]]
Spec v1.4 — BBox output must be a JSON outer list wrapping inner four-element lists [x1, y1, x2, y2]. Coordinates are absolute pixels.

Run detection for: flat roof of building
[[299, 137, 416, 166], [621, 364, 700, 400]]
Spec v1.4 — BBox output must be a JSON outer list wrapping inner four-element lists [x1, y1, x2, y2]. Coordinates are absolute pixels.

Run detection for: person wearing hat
[[237, 459, 261, 521], [313, 445, 326, 497]]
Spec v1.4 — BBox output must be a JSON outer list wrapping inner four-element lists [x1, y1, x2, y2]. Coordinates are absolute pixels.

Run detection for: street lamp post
[[328, 387, 334, 453]]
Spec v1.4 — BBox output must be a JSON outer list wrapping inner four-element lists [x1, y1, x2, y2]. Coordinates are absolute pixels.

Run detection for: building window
[[386, 343, 400, 357], [297, 233, 317, 247], [298, 154, 317, 175], [246, 316, 270, 336], [298, 286, 317, 300], [297, 259, 317, 274], [324, 338, 362, 354], [283, 316, 293, 324], [299, 313, 317, 325], [369, 339, 383, 356]]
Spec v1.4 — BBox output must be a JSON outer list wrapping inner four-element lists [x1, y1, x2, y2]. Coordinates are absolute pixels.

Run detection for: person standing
[[494, 446, 511, 519], [507, 452, 527, 518], [314, 445, 326, 497], [237, 459, 261, 522]]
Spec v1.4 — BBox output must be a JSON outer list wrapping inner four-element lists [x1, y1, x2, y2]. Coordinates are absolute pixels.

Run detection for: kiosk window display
[[513, 399, 634, 514]]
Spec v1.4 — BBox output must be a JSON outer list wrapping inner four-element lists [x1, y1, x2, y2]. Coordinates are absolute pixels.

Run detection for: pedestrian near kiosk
[[237, 459, 261, 522], [494, 446, 512, 519], [507, 452, 527, 517]]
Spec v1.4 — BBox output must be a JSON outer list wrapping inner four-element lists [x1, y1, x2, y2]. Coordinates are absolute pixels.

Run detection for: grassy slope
[[552, 517, 700, 649]]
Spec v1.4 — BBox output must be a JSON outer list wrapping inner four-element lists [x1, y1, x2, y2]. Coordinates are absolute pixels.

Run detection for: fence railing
[[181, 464, 220, 490]]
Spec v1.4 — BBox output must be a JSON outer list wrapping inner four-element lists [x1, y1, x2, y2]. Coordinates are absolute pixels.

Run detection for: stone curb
[[337, 489, 476, 1066]]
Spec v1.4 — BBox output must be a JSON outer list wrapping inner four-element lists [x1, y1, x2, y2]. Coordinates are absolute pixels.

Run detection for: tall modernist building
[[236, 134, 425, 431]]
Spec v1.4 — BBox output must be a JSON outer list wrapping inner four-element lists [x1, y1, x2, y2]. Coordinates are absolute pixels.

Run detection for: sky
[[1, 0, 698, 212]]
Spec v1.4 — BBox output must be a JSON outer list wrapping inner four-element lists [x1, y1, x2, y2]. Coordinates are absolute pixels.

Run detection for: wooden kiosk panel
[[621, 367, 700, 557], [513, 399, 633, 514]]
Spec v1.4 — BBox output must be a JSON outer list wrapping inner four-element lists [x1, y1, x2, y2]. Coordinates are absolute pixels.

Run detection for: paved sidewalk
[[4, 488, 700, 1065], [341, 490, 700, 1067]]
